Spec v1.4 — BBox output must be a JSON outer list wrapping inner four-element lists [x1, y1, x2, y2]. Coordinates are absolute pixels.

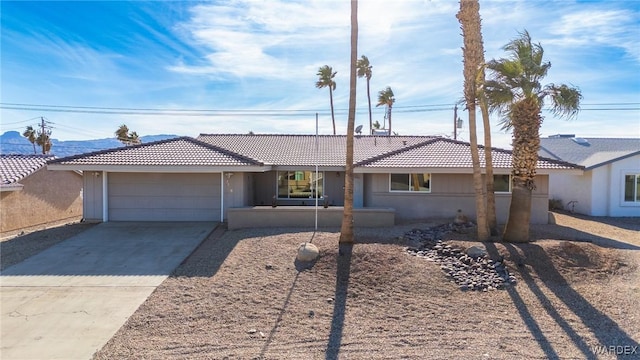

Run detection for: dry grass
[[92, 213, 639, 360]]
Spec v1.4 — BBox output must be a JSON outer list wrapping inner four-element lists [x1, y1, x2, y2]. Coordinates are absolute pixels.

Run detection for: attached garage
[[108, 173, 221, 221], [46, 137, 266, 223]]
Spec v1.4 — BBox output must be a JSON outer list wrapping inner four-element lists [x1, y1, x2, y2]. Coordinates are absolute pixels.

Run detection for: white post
[[220, 172, 225, 222], [315, 113, 319, 231], [102, 171, 108, 222]]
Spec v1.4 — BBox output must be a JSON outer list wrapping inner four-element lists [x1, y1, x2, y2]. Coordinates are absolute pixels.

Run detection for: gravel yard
[[91, 212, 639, 359], [2, 213, 638, 359]]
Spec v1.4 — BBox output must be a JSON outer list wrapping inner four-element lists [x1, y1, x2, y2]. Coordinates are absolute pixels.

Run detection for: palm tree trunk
[[366, 78, 372, 135], [329, 87, 336, 135], [340, 0, 358, 243], [503, 180, 532, 242], [503, 98, 542, 242], [480, 97, 498, 235], [458, 0, 489, 241], [387, 105, 392, 136]]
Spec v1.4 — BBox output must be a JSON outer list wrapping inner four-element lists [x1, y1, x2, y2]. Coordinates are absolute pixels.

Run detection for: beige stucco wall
[[1, 168, 83, 233], [364, 173, 550, 224]]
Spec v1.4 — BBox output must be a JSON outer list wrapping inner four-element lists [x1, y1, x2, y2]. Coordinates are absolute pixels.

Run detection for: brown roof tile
[[49, 137, 263, 167], [1, 154, 54, 185], [197, 134, 437, 166], [357, 138, 582, 169]]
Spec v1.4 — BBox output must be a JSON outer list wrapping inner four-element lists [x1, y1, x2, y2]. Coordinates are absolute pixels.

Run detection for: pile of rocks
[[405, 223, 517, 291]]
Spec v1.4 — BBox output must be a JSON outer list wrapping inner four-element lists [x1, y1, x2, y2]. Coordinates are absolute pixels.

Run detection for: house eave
[[0, 184, 24, 192], [47, 164, 271, 173]]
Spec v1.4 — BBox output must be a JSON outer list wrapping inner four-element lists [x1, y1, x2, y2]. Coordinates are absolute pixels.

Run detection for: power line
[[0, 116, 43, 125]]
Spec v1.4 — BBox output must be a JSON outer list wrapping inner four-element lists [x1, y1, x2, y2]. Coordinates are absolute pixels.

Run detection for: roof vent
[[549, 134, 575, 138], [571, 137, 590, 146]]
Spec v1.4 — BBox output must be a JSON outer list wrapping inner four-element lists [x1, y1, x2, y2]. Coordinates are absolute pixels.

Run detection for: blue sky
[[1, 0, 639, 149]]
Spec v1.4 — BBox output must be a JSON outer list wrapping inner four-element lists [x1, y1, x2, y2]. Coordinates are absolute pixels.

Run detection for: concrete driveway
[[0, 221, 216, 360]]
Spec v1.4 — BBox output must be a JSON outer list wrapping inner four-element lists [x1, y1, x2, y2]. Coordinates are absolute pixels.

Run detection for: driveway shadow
[[485, 242, 639, 359], [325, 243, 353, 360], [171, 224, 239, 278]]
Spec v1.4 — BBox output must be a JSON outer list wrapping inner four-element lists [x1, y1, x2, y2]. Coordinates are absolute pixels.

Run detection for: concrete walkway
[[1, 221, 216, 360]]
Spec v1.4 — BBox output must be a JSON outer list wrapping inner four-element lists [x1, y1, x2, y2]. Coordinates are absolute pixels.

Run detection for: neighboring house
[[539, 135, 640, 217], [1, 154, 83, 233], [47, 135, 581, 228]]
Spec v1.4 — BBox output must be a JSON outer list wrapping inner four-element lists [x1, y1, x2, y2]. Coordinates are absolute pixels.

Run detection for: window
[[389, 173, 431, 192], [493, 175, 511, 192], [277, 171, 324, 199], [624, 174, 640, 202]]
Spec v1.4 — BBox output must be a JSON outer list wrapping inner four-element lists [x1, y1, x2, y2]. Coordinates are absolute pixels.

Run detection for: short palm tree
[[315, 65, 337, 135], [22, 126, 37, 154], [356, 55, 373, 134], [115, 124, 141, 146], [485, 30, 582, 242], [376, 86, 395, 136], [36, 130, 52, 154]]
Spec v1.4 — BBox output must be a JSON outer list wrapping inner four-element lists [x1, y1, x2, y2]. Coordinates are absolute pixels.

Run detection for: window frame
[[276, 170, 325, 200], [388, 173, 431, 193], [493, 174, 512, 193], [623, 173, 640, 204]]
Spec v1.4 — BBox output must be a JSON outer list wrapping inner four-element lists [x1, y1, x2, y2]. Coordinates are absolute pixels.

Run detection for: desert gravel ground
[[89, 212, 639, 360], [2, 213, 638, 359]]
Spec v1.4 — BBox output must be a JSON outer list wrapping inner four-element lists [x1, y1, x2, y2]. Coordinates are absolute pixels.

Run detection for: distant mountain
[[0, 131, 178, 158]]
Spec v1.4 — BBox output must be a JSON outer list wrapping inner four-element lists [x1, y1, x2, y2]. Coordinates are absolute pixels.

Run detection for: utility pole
[[37, 117, 52, 154], [453, 105, 458, 140]]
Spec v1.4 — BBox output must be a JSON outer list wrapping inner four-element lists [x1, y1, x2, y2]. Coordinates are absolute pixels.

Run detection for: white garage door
[[108, 173, 220, 221]]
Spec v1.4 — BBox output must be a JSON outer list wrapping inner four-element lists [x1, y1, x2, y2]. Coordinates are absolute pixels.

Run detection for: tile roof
[[46, 134, 582, 171], [539, 137, 640, 169], [357, 138, 581, 169], [1, 154, 54, 185], [196, 134, 438, 166], [49, 137, 263, 167]]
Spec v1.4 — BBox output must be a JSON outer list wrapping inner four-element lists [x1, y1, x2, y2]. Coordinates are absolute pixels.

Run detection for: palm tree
[[129, 131, 141, 145], [35, 130, 52, 154], [356, 55, 373, 134], [316, 65, 337, 135], [115, 124, 130, 144], [457, 0, 489, 241], [115, 124, 141, 146], [485, 30, 582, 242], [376, 86, 395, 136], [23, 126, 37, 154], [340, 0, 358, 244]]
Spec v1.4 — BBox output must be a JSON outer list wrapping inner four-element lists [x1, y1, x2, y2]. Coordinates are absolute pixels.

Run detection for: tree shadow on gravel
[[171, 225, 240, 278], [325, 243, 353, 360], [486, 242, 639, 360]]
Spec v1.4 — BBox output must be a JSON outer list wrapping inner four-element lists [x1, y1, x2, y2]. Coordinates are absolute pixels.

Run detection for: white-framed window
[[389, 173, 431, 192], [493, 174, 511, 193], [623, 173, 640, 203], [277, 171, 324, 199]]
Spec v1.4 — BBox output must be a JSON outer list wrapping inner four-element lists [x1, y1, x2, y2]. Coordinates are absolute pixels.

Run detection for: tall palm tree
[[376, 86, 395, 136], [457, 0, 489, 241], [485, 30, 582, 242], [340, 0, 358, 244], [316, 65, 337, 135], [22, 126, 37, 154], [356, 55, 373, 134]]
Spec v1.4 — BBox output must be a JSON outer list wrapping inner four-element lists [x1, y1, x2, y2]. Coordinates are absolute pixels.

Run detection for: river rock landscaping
[[405, 223, 517, 291]]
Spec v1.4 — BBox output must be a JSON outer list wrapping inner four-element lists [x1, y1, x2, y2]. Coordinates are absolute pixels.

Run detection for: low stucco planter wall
[[227, 206, 395, 230]]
